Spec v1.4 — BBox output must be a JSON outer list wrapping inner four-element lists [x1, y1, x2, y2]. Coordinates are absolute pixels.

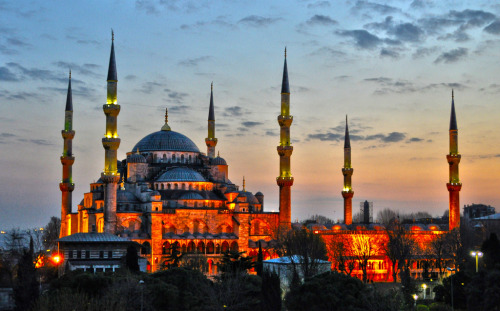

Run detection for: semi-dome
[[128, 153, 146, 163], [157, 167, 206, 182], [132, 130, 200, 153], [180, 192, 205, 200]]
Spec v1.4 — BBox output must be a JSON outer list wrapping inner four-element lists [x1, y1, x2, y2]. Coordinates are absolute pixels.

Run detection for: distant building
[[464, 203, 495, 220], [360, 201, 373, 224]]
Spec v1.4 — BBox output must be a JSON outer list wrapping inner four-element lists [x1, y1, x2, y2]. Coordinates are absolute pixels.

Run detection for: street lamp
[[422, 283, 427, 300], [470, 251, 483, 273], [413, 294, 418, 309], [139, 280, 144, 311], [446, 267, 456, 311]]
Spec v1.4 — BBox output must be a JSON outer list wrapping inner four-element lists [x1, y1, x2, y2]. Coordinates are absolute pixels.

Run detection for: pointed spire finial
[[208, 82, 215, 121], [107, 30, 117, 81], [65, 71, 73, 112], [450, 91, 457, 130], [161, 107, 171, 131], [111, 29, 114, 42], [344, 115, 351, 149], [281, 48, 290, 94], [211, 81, 213, 91], [217, 151, 220, 157], [136, 148, 140, 154]]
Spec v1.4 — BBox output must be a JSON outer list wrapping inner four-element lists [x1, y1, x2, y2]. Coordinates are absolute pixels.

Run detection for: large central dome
[[132, 130, 200, 153]]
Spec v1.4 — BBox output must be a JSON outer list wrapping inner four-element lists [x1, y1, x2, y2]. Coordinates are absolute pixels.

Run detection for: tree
[[285, 271, 400, 311], [376, 208, 397, 226], [255, 241, 263, 277], [260, 270, 281, 311], [481, 233, 500, 270], [218, 250, 254, 277], [383, 220, 418, 283], [278, 228, 328, 279], [431, 233, 448, 278], [164, 242, 183, 268], [351, 232, 379, 283], [42, 217, 61, 251], [14, 237, 39, 311]]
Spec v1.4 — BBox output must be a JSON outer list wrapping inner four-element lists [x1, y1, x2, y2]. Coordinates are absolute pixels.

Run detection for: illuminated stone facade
[[59, 36, 283, 272]]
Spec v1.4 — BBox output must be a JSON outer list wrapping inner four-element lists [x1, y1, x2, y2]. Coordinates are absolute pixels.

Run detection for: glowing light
[[35, 255, 44, 268], [50, 253, 63, 265]]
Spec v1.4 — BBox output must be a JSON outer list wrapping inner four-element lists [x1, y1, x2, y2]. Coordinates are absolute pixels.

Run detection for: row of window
[[68, 250, 114, 259], [152, 153, 198, 164], [139, 241, 239, 255], [154, 183, 212, 191]]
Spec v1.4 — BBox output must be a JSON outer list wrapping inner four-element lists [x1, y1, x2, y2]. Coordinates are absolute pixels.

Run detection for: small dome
[[157, 167, 206, 182], [132, 130, 200, 153], [255, 191, 263, 196], [212, 156, 227, 165], [180, 192, 204, 200], [128, 153, 146, 163], [238, 192, 259, 204], [117, 191, 139, 203]]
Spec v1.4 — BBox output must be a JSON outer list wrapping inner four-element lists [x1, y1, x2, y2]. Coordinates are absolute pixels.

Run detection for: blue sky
[[1, 0, 500, 229]]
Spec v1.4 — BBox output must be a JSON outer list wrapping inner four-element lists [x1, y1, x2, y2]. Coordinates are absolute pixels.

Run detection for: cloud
[[363, 76, 466, 94], [6, 37, 31, 48], [407, 137, 424, 143], [336, 30, 382, 49], [307, 1, 331, 9], [0, 44, 18, 55], [309, 47, 346, 58], [135, 0, 159, 14], [307, 132, 343, 142], [391, 23, 424, 42], [419, 9, 496, 37], [125, 75, 137, 80], [180, 16, 235, 31], [17, 138, 53, 146], [0, 67, 19, 81], [352, 1, 401, 15], [412, 46, 439, 59], [223, 106, 243, 117], [167, 105, 190, 114], [0, 133, 15, 138], [306, 15, 338, 26], [242, 121, 263, 128], [138, 81, 163, 94], [178, 56, 211, 67], [484, 20, 500, 34], [6, 62, 66, 82], [53, 61, 101, 77], [367, 132, 406, 143], [380, 48, 400, 58], [265, 129, 277, 136], [238, 15, 281, 27], [434, 48, 468, 64]]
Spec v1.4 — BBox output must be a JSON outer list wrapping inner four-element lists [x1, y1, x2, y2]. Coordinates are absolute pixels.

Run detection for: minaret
[[277, 48, 293, 230], [205, 82, 217, 158], [101, 31, 120, 234], [447, 90, 461, 231], [342, 116, 354, 225], [59, 71, 75, 237]]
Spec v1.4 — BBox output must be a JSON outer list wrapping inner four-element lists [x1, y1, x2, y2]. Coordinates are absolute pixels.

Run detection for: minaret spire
[[277, 49, 293, 230], [243, 176, 246, 192], [205, 82, 217, 158], [447, 90, 461, 230], [102, 31, 121, 234], [60, 70, 75, 237], [161, 107, 171, 131], [342, 115, 354, 225]]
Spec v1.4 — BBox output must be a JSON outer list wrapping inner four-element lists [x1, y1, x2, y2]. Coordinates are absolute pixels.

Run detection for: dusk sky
[[1, 0, 499, 230]]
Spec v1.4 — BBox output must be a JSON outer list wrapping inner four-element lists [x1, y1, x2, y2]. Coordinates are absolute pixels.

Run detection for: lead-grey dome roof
[[157, 167, 206, 182], [128, 153, 146, 163], [132, 130, 200, 153]]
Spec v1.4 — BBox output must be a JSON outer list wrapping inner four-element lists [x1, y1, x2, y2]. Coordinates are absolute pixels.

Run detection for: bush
[[417, 305, 430, 311], [429, 302, 451, 311]]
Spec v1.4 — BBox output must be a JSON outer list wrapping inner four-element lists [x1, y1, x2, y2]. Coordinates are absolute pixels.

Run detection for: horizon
[[1, 1, 499, 230]]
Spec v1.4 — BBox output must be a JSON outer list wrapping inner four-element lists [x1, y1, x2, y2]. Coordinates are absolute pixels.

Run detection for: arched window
[[184, 202, 187, 207], [161, 184, 164, 190], [174, 183, 178, 190], [182, 184, 186, 190], [215, 244, 221, 254], [162, 241, 171, 254], [153, 154, 158, 162], [167, 183, 171, 190], [181, 154, 185, 163], [184, 226, 189, 234], [187, 241, 195, 253], [189, 184, 193, 190], [141, 242, 151, 255], [193, 220, 200, 233], [182, 244, 187, 253], [221, 241, 229, 253], [163, 154, 167, 162], [188, 155, 192, 163], [197, 241, 205, 253], [207, 241, 215, 254], [172, 154, 176, 162]]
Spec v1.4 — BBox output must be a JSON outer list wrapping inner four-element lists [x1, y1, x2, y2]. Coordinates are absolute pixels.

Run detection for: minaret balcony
[[277, 115, 293, 127], [205, 138, 218, 147], [446, 183, 462, 191], [102, 137, 121, 150], [103, 104, 121, 116], [59, 182, 75, 192], [277, 145, 293, 157], [101, 173, 120, 183], [60, 155, 75, 165], [276, 176, 294, 186], [61, 130, 75, 139]]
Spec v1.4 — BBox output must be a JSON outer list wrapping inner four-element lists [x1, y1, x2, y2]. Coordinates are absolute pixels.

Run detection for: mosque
[[58, 34, 292, 272], [58, 33, 461, 279]]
